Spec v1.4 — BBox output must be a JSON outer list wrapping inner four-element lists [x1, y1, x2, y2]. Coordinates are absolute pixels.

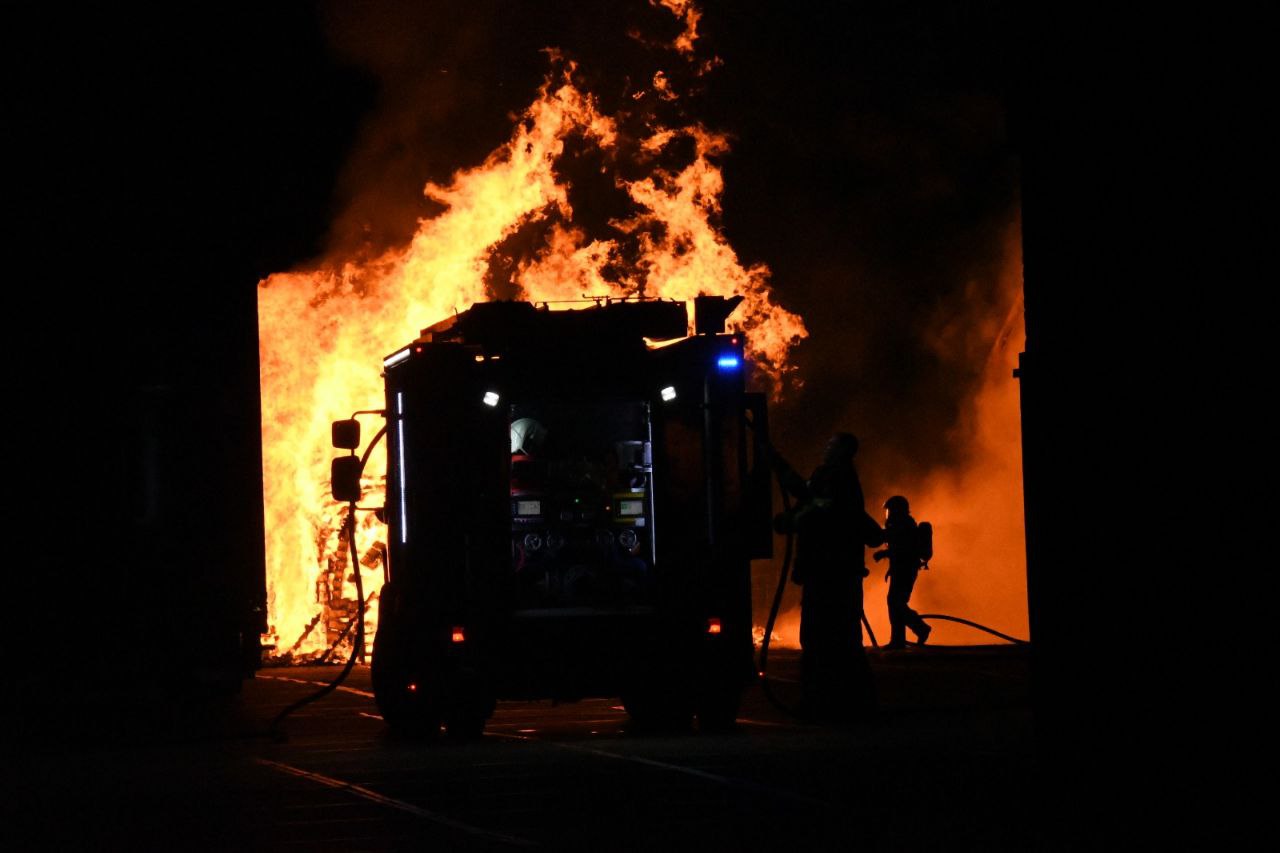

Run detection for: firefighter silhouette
[[873, 495, 932, 649], [775, 433, 883, 720]]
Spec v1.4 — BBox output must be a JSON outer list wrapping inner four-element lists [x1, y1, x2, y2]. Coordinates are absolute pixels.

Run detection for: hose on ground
[[914, 614, 1028, 645]]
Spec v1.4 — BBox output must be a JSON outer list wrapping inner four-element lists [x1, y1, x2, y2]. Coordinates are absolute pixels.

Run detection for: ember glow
[[258, 54, 806, 659]]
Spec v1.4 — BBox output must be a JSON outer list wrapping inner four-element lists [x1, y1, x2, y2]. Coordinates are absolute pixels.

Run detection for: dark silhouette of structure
[[774, 433, 882, 721], [873, 495, 931, 649]]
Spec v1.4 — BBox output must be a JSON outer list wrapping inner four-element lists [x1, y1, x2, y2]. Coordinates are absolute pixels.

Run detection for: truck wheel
[[384, 702, 442, 738], [621, 692, 694, 732], [371, 584, 441, 737], [696, 688, 742, 732], [443, 683, 495, 740], [444, 713, 487, 740], [373, 666, 441, 738]]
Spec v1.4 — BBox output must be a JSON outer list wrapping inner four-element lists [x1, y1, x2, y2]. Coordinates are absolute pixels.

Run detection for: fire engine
[[331, 296, 773, 736]]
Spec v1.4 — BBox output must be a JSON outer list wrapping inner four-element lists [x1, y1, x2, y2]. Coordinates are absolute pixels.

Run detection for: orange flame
[[258, 61, 806, 659], [651, 0, 702, 56]]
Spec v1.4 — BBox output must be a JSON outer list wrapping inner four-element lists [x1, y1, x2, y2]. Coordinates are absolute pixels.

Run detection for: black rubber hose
[[266, 425, 386, 739], [756, 480, 800, 718], [915, 613, 1028, 645], [266, 511, 364, 739]]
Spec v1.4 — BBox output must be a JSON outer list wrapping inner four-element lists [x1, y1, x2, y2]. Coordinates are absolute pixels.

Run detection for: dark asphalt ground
[[19, 645, 1103, 851]]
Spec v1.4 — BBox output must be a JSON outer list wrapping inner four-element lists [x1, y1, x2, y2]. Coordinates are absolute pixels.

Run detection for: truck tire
[[444, 712, 487, 740], [621, 690, 694, 732], [371, 583, 441, 737], [443, 673, 495, 740], [372, 655, 442, 737], [695, 687, 742, 732]]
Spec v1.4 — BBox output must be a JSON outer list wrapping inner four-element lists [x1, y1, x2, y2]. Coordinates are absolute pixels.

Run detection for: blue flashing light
[[717, 355, 741, 370]]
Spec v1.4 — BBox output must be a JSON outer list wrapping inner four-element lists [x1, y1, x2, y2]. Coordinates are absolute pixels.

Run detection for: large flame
[[258, 60, 806, 659]]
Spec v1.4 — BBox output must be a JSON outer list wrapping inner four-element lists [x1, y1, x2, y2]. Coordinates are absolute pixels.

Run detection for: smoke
[[862, 222, 1026, 645], [701, 2, 1024, 645], [757, 222, 1025, 647]]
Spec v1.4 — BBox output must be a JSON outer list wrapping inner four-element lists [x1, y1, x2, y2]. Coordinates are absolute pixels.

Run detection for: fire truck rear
[[332, 296, 773, 736]]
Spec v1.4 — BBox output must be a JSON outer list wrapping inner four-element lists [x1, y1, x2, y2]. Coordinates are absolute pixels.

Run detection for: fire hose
[[267, 424, 387, 740], [911, 614, 1028, 646], [756, 472, 801, 717]]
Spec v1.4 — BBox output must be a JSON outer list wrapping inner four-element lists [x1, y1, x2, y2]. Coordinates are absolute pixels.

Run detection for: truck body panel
[[367, 299, 770, 733]]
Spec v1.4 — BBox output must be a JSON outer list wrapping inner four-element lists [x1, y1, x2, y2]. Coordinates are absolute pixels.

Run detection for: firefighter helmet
[[822, 432, 859, 464], [510, 417, 548, 455], [883, 495, 910, 515]]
